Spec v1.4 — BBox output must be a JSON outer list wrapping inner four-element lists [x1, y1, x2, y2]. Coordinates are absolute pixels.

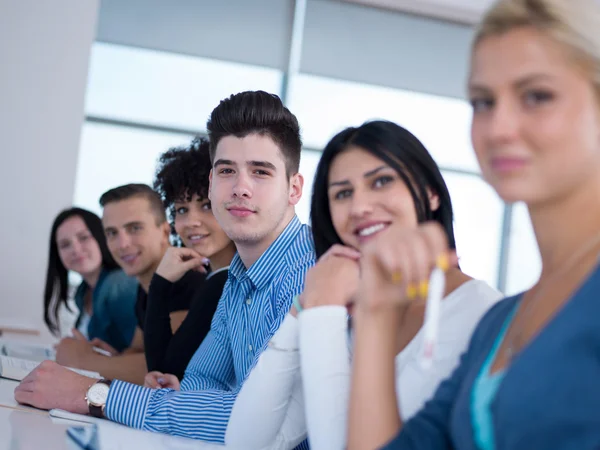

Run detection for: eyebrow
[[213, 159, 277, 171], [469, 73, 556, 94], [124, 221, 143, 228], [213, 159, 236, 168], [248, 160, 277, 171], [328, 165, 388, 188]]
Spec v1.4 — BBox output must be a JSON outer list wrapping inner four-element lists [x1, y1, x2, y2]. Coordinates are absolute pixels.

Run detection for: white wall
[[0, 0, 99, 336]]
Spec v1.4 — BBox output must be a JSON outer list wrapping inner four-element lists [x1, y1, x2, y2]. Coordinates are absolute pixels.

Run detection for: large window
[[505, 202, 541, 295], [85, 43, 283, 132], [287, 74, 479, 172], [443, 173, 503, 288], [74, 123, 192, 216]]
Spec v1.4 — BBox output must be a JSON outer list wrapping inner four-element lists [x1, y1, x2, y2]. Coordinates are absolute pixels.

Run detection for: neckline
[[207, 265, 230, 280]]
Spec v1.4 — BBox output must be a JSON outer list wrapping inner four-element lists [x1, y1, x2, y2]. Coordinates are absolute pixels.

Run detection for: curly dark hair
[[153, 136, 212, 236]]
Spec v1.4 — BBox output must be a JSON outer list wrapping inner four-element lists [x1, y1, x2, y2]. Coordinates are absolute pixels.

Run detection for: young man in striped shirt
[[15, 91, 315, 448]]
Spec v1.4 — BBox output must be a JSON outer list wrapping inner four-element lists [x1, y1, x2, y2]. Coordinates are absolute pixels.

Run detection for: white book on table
[[0, 339, 56, 362], [0, 355, 101, 382]]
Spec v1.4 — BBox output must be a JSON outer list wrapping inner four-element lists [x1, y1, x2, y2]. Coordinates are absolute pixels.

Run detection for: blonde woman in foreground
[[348, 0, 600, 449]]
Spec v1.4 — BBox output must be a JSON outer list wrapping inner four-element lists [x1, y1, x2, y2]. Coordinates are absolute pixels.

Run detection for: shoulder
[[466, 294, 520, 349], [100, 269, 139, 303], [433, 280, 511, 351], [207, 270, 229, 290], [281, 224, 316, 275], [442, 280, 503, 318], [176, 269, 206, 289], [103, 269, 136, 288]]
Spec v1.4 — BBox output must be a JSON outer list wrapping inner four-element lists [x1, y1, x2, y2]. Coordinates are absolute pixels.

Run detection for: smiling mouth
[[188, 234, 208, 243], [355, 223, 389, 238], [120, 254, 139, 264]]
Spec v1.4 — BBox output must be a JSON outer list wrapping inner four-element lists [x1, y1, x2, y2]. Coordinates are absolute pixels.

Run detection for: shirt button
[[246, 298, 251, 305], [248, 345, 253, 351]]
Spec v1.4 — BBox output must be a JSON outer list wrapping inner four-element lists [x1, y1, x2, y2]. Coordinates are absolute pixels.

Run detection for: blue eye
[[470, 97, 494, 113]]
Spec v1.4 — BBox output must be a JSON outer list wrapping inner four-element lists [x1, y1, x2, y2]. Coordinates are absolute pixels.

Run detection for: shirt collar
[[229, 215, 303, 290]]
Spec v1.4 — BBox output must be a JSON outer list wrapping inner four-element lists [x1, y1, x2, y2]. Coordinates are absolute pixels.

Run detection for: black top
[[144, 269, 228, 379], [134, 270, 201, 331]]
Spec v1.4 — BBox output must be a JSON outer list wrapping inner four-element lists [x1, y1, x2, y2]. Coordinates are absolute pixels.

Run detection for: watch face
[[87, 382, 109, 405]]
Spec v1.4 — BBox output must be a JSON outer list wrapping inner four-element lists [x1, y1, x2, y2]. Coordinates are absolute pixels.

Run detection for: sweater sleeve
[[144, 271, 220, 378], [225, 313, 307, 449], [143, 273, 176, 373], [299, 306, 351, 450]]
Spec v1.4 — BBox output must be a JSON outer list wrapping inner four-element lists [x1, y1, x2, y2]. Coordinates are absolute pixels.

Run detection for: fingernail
[[419, 280, 429, 298], [202, 258, 210, 265], [407, 283, 418, 300], [436, 254, 449, 272], [157, 378, 165, 385]]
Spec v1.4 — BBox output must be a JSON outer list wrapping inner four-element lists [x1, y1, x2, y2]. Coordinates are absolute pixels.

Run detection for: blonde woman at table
[[349, 1, 600, 449]]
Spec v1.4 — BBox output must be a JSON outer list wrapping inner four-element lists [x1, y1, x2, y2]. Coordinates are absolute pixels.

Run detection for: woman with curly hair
[[143, 136, 236, 382]]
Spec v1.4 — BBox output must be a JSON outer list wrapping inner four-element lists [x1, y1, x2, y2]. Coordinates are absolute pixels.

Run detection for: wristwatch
[[85, 379, 112, 418]]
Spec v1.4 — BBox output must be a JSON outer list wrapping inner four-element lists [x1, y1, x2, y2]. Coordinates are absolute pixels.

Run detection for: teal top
[[471, 305, 518, 450], [74, 268, 138, 352]]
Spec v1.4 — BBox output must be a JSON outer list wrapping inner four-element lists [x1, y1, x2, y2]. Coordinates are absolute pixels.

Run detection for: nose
[[486, 97, 520, 146], [115, 232, 132, 251], [232, 172, 252, 199], [349, 188, 374, 220], [184, 209, 202, 228]]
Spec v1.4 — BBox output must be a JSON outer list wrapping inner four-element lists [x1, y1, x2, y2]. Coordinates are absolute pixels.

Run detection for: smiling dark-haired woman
[[217, 120, 502, 450], [44, 207, 138, 352]]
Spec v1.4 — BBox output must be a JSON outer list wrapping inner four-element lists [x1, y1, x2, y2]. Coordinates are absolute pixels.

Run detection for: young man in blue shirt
[[15, 91, 315, 447]]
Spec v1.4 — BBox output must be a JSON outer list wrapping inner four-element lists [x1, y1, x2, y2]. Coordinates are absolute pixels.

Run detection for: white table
[[0, 378, 230, 449]]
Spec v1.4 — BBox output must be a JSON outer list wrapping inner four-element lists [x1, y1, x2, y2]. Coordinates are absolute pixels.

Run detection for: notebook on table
[[0, 355, 101, 382]]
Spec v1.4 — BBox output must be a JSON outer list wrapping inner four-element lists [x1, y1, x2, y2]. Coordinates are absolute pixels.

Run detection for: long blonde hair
[[473, 0, 600, 91]]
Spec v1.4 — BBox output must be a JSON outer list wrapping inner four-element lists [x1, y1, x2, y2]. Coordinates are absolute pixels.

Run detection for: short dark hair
[[44, 208, 119, 335], [207, 90, 302, 177], [310, 120, 457, 259], [153, 137, 212, 236], [99, 183, 166, 224]]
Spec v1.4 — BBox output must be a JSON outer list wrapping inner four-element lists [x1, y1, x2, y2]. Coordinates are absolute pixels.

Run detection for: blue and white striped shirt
[[105, 216, 315, 446]]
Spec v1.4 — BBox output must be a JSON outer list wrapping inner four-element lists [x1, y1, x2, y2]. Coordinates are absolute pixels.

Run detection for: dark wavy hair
[[310, 120, 457, 259], [207, 90, 302, 177], [153, 137, 212, 240], [44, 208, 119, 335]]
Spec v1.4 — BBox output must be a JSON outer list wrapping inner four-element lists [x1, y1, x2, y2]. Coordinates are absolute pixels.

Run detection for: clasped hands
[[295, 222, 456, 315]]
